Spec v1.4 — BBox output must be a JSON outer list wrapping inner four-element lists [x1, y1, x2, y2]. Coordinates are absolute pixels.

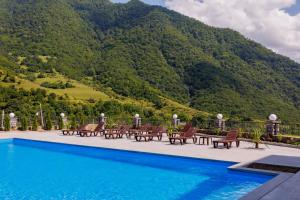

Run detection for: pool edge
[[1, 137, 283, 200]]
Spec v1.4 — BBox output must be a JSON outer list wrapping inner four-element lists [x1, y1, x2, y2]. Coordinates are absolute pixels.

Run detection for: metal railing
[[8, 117, 300, 136]]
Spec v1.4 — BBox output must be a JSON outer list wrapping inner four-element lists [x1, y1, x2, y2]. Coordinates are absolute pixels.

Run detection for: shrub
[[20, 116, 28, 131], [37, 73, 46, 78], [69, 114, 77, 129], [3, 74, 16, 83], [4, 115, 10, 131], [27, 74, 36, 82], [45, 113, 52, 130], [252, 128, 264, 148], [78, 112, 86, 126], [58, 116, 64, 130], [32, 115, 38, 131], [41, 81, 74, 89]]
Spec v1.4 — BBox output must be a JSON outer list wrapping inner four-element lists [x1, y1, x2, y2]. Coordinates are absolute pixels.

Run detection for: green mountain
[[0, 0, 299, 122]]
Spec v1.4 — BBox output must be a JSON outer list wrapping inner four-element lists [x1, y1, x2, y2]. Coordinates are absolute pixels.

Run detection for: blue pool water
[[0, 139, 274, 200]]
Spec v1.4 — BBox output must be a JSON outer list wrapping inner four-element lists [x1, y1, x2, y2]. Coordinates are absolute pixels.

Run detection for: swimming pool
[[0, 139, 274, 200]]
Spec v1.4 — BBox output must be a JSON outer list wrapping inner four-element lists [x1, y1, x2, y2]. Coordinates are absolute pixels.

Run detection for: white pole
[[40, 104, 44, 128], [1, 110, 4, 129]]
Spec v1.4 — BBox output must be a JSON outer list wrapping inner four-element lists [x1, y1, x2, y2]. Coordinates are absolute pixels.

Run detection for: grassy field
[[0, 69, 204, 118], [0, 72, 110, 102]]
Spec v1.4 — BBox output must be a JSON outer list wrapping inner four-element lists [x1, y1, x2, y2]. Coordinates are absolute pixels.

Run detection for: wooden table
[[196, 134, 213, 145]]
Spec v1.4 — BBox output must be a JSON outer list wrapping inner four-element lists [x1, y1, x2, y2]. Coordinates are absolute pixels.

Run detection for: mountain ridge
[[0, 0, 299, 122]]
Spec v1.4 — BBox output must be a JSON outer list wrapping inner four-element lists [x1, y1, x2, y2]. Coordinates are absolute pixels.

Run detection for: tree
[[45, 113, 52, 130], [78, 112, 86, 126], [20, 116, 28, 131], [4, 115, 10, 131], [69, 114, 76, 129], [32, 115, 38, 131], [58, 116, 64, 130]]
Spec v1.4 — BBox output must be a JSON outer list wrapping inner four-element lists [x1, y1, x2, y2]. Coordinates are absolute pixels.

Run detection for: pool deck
[[1, 130, 300, 200], [0, 130, 299, 163]]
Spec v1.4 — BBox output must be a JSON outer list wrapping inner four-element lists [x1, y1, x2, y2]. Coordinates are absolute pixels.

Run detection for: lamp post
[[172, 114, 180, 127], [266, 114, 280, 135], [99, 113, 106, 129], [100, 113, 106, 123], [60, 113, 66, 130], [133, 114, 141, 128], [216, 113, 225, 130], [9, 112, 17, 129]]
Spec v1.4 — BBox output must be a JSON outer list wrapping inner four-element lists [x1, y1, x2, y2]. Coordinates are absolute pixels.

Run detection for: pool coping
[[1, 137, 297, 200]]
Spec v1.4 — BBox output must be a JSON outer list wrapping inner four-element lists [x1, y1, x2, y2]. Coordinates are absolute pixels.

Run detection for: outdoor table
[[196, 134, 213, 145]]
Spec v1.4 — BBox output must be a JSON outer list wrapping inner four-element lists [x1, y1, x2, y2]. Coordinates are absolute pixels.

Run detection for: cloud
[[164, 0, 300, 63]]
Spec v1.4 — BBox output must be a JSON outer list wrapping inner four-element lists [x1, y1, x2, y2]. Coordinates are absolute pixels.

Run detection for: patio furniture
[[197, 134, 213, 145], [213, 130, 240, 149], [62, 124, 86, 136], [135, 126, 165, 142], [126, 124, 152, 139], [171, 123, 192, 135], [91, 122, 105, 136], [79, 123, 104, 137], [104, 125, 129, 139], [169, 127, 197, 145]]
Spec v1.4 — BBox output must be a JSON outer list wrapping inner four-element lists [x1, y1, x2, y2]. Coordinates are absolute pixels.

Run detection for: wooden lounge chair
[[213, 130, 240, 149], [62, 124, 86, 136], [79, 123, 104, 137], [91, 122, 105, 136], [169, 127, 197, 145], [135, 126, 165, 142], [104, 125, 129, 139], [171, 123, 192, 135], [126, 124, 152, 139]]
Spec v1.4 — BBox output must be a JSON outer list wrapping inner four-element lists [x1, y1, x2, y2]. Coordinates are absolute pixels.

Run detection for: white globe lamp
[[135, 114, 140, 118], [60, 113, 65, 118], [9, 113, 15, 118], [217, 114, 223, 120], [269, 114, 277, 121], [173, 114, 178, 119], [100, 113, 105, 117]]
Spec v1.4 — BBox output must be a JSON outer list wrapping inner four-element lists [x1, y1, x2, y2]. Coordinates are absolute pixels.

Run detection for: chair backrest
[[183, 127, 196, 138], [181, 123, 192, 132], [95, 122, 105, 131], [150, 126, 162, 136], [120, 124, 131, 130], [226, 130, 238, 140], [157, 126, 166, 133], [119, 125, 130, 134], [77, 124, 87, 131]]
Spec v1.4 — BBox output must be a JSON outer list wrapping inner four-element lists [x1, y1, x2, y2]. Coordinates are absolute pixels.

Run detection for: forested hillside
[[0, 0, 299, 122]]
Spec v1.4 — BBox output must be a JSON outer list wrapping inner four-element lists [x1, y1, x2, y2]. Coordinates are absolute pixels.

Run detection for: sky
[[112, 0, 300, 63]]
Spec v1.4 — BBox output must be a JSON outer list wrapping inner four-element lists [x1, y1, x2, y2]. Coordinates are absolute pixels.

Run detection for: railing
[[9, 117, 300, 136], [192, 120, 300, 136]]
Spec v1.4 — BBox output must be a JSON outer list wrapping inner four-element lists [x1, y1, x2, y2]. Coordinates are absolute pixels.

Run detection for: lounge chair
[[126, 124, 152, 139], [169, 127, 197, 145], [213, 130, 240, 149], [90, 122, 105, 136], [79, 123, 104, 137], [62, 124, 86, 136], [171, 123, 192, 135], [104, 125, 129, 139], [135, 126, 165, 142]]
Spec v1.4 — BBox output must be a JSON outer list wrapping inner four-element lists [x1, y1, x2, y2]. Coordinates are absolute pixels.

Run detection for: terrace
[[1, 113, 300, 200], [0, 130, 299, 163]]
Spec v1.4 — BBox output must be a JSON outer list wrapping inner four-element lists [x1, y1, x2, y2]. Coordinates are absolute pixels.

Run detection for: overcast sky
[[112, 0, 300, 63]]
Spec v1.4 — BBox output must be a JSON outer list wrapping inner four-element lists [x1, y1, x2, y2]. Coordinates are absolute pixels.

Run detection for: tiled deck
[[0, 130, 299, 163]]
